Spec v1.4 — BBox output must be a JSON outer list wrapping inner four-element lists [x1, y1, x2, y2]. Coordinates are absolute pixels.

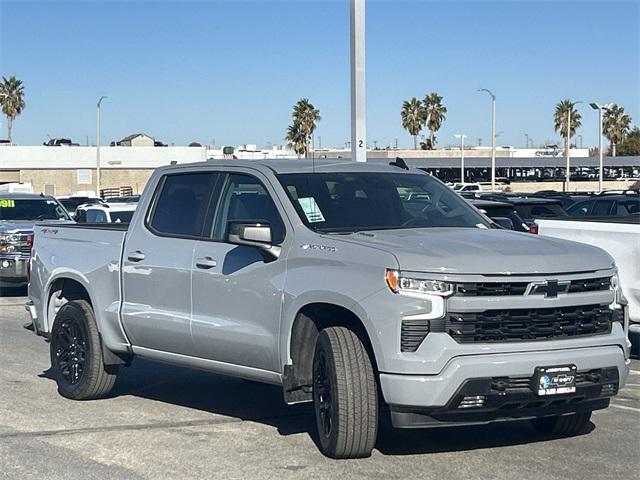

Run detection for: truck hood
[[338, 228, 614, 275]]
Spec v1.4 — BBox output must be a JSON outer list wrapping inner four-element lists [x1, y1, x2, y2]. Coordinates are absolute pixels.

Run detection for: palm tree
[[423, 92, 447, 150], [0, 76, 26, 144], [401, 97, 423, 149], [603, 104, 632, 157], [286, 122, 306, 157], [287, 98, 321, 158], [553, 99, 582, 155]]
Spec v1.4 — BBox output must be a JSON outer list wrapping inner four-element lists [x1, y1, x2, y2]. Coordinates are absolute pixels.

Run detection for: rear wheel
[[50, 300, 118, 400], [530, 411, 592, 436], [312, 326, 378, 459]]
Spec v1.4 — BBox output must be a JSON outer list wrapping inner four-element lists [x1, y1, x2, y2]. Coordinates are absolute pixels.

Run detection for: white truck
[[537, 216, 639, 356]]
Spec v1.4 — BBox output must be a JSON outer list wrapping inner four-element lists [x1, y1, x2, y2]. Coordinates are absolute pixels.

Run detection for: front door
[[191, 172, 288, 372], [121, 171, 220, 355]]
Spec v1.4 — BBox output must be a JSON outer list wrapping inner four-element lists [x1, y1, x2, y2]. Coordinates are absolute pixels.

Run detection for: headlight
[[385, 269, 455, 298], [0, 234, 19, 245]]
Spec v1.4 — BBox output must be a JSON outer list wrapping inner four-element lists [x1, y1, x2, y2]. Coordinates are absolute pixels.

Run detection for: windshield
[[0, 198, 71, 221], [277, 172, 491, 233]]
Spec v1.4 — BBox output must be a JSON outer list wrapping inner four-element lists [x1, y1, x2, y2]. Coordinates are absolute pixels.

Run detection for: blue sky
[[1, 0, 638, 149]]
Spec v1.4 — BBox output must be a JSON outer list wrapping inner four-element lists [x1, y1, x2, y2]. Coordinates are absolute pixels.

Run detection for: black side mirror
[[228, 221, 281, 259]]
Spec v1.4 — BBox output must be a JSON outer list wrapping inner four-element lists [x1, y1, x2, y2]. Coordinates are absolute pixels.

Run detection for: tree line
[[1, 75, 638, 157], [553, 100, 634, 156]]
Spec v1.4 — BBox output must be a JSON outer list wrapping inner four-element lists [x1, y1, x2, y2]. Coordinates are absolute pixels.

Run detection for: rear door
[[190, 171, 289, 372], [121, 171, 220, 355]]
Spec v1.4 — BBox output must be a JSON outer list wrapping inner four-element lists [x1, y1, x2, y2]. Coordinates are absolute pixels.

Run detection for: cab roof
[[161, 158, 420, 175], [0, 192, 54, 200]]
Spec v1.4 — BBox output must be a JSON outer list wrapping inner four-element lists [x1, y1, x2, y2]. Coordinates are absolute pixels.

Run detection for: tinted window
[[149, 173, 218, 237], [111, 211, 134, 223], [567, 200, 591, 216], [592, 200, 614, 216], [0, 198, 70, 221], [617, 199, 640, 216], [214, 174, 285, 242], [86, 209, 107, 222], [278, 172, 490, 232]]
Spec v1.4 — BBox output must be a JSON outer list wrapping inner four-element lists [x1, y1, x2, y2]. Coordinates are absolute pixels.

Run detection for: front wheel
[[313, 326, 378, 459], [50, 299, 118, 400], [530, 411, 592, 436]]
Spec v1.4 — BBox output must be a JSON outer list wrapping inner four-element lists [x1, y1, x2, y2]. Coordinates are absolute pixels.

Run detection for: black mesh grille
[[447, 304, 612, 343], [401, 319, 430, 352], [455, 277, 611, 296]]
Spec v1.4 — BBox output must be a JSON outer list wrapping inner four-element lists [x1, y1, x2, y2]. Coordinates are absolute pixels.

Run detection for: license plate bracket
[[533, 365, 577, 396]]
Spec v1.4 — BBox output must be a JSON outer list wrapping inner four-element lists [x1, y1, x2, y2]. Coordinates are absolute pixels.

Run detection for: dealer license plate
[[533, 365, 577, 396]]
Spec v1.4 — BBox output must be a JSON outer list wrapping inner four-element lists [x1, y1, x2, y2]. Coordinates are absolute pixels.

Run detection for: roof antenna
[[389, 157, 409, 170]]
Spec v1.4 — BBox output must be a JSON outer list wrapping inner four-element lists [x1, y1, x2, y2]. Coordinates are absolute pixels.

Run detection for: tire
[[49, 299, 118, 400], [312, 326, 378, 459], [530, 411, 592, 436]]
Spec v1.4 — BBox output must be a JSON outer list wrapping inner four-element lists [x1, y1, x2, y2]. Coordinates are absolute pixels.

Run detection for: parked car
[[0, 193, 72, 288], [479, 194, 567, 225], [468, 199, 531, 232], [57, 196, 104, 216], [566, 192, 640, 218], [75, 203, 137, 224], [28, 160, 630, 459]]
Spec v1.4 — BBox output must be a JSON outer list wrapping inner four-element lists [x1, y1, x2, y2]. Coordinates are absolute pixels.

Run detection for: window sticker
[[0, 199, 15, 208], [297, 197, 325, 223]]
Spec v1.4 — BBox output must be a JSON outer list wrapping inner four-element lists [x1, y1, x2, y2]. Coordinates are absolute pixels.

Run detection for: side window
[[86, 209, 107, 223], [148, 172, 218, 238], [592, 199, 614, 216], [567, 200, 591, 216], [213, 174, 285, 243]]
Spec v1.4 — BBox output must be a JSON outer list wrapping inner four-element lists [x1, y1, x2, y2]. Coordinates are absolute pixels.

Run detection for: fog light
[[601, 383, 617, 396], [458, 395, 486, 409], [1, 260, 9, 268]]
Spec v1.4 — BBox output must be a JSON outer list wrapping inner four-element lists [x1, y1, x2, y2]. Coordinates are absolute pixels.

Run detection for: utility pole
[[565, 101, 584, 192], [96, 96, 107, 197], [454, 134, 467, 182], [350, 0, 366, 162], [478, 89, 496, 190]]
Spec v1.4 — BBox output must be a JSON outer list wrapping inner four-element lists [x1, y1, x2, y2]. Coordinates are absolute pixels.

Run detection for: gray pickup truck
[[27, 160, 630, 458], [1, 192, 71, 288]]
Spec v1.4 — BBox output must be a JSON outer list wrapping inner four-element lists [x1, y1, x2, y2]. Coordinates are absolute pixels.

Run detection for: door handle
[[195, 256, 217, 269], [127, 250, 146, 262]]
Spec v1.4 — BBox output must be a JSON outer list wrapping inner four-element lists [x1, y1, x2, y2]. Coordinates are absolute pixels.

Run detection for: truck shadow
[[100, 357, 594, 455]]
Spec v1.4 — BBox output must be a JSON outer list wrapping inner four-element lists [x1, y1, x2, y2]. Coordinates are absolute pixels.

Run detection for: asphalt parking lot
[[1, 289, 639, 480]]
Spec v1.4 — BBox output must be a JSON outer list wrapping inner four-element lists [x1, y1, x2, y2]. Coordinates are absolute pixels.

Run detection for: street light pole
[[525, 133, 529, 149], [590, 102, 612, 192], [96, 96, 107, 197], [350, 0, 366, 162], [454, 134, 466, 182], [478, 89, 496, 190]]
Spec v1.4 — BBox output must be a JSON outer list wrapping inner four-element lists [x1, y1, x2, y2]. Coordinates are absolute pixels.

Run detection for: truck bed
[[30, 222, 129, 349]]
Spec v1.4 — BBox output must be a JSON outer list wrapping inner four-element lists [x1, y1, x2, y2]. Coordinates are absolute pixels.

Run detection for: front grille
[[447, 303, 612, 343], [401, 319, 430, 352], [456, 277, 611, 296]]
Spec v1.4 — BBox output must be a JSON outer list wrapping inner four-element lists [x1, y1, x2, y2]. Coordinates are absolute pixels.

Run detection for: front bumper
[[0, 256, 28, 286], [380, 345, 628, 428]]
